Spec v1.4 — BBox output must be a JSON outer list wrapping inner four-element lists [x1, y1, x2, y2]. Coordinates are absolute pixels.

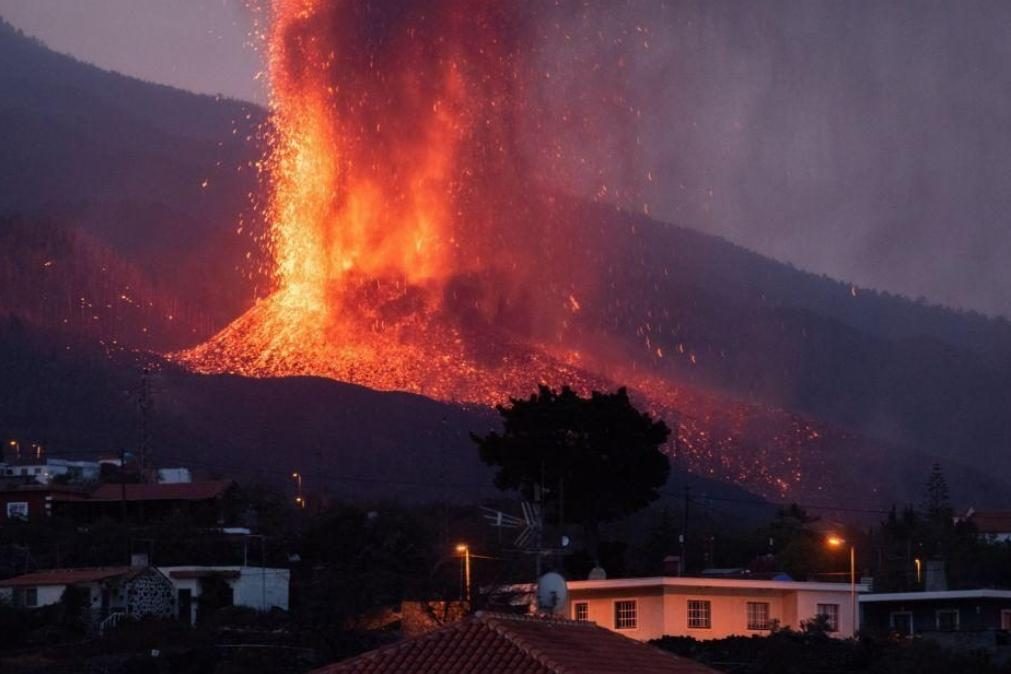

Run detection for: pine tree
[[924, 462, 952, 523]]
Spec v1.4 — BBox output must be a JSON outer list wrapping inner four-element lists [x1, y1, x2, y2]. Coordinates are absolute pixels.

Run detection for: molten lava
[[182, 0, 605, 403], [179, 0, 830, 499]]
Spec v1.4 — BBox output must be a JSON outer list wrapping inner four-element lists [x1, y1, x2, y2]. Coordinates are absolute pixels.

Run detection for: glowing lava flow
[[179, 0, 603, 404], [177, 1, 838, 501]]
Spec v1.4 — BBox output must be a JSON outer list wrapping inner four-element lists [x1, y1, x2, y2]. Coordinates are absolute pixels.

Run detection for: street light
[[291, 471, 304, 509], [827, 535, 857, 636], [455, 543, 471, 604]]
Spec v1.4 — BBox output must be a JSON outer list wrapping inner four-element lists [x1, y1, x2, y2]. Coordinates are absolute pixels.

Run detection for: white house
[[157, 565, 290, 625], [0, 563, 175, 626], [560, 576, 868, 640], [0, 458, 100, 485]]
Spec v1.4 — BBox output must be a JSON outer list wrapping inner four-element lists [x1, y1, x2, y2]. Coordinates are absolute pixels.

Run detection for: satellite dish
[[587, 566, 607, 580], [536, 572, 568, 615]]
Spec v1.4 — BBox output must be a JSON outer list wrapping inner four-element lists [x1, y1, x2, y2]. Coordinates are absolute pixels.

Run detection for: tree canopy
[[472, 385, 671, 535]]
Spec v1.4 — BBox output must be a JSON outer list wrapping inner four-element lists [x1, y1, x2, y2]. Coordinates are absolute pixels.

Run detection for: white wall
[[0, 584, 83, 608], [792, 588, 858, 636], [568, 584, 859, 641], [232, 567, 289, 612], [158, 566, 290, 624]]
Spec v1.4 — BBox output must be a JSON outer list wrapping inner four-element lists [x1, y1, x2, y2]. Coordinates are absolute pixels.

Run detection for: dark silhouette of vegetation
[[474, 385, 670, 555], [57, 584, 88, 633], [652, 630, 1011, 674]]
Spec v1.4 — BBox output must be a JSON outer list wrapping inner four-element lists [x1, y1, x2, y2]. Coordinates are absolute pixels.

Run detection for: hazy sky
[[3, 1, 1011, 317], [0, 0, 266, 103]]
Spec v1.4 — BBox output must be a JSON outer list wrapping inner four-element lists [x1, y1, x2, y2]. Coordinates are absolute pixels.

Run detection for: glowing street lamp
[[291, 471, 304, 509], [827, 535, 857, 636], [455, 543, 471, 604]]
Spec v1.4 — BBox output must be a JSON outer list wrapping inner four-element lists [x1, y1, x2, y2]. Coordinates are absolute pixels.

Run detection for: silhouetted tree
[[924, 462, 952, 523], [473, 386, 670, 556]]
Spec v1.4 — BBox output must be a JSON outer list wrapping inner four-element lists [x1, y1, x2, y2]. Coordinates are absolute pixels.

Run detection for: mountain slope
[[2, 21, 1010, 507], [0, 19, 267, 343]]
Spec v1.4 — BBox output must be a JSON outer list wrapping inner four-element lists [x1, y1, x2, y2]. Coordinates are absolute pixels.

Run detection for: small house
[[562, 576, 867, 640], [0, 556, 174, 626], [861, 589, 1011, 640], [158, 565, 290, 624]]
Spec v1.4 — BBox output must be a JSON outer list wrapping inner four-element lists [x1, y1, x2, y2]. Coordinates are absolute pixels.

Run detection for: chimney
[[663, 555, 682, 576], [925, 560, 947, 591], [130, 552, 150, 568]]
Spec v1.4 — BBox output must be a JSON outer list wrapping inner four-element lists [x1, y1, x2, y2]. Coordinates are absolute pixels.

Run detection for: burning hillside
[[175, 1, 850, 499], [180, 1, 632, 397]]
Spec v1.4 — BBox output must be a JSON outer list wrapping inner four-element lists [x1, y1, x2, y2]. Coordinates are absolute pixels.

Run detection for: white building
[[0, 458, 100, 485], [0, 562, 175, 625], [158, 565, 290, 625], [156, 467, 193, 484], [560, 576, 868, 640]]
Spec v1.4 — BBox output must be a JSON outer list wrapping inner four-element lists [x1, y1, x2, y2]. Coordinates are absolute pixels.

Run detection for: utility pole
[[137, 367, 152, 478], [120, 443, 127, 523], [680, 486, 691, 576]]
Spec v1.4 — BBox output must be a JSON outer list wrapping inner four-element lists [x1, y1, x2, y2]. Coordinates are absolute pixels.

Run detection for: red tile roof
[[50, 480, 232, 503], [0, 567, 132, 587], [312, 612, 717, 674]]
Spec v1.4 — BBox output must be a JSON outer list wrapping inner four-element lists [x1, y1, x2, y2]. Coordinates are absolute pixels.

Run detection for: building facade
[[0, 484, 87, 523], [0, 564, 175, 624], [861, 589, 1011, 637], [158, 565, 290, 625], [563, 576, 867, 640]]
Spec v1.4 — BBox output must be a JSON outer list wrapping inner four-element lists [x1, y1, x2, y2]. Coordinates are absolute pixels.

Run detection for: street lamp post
[[291, 471, 304, 509], [827, 535, 857, 636], [455, 543, 471, 604]]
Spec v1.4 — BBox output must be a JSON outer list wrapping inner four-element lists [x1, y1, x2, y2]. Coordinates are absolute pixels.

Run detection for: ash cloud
[[536, 0, 1011, 318]]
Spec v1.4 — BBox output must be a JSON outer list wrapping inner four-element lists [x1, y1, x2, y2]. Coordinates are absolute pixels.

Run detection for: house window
[[25, 587, 38, 607], [1001, 610, 1011, 631], [688, 600, 712, 629], [6, 502, 29, 520], [890, 611, 913, 637], [573, 602, 589, 622], [614, 600, 637, 630], [816, 603, 840, 632], [936, 609, 959, 632], [747, 602, 771, 630]]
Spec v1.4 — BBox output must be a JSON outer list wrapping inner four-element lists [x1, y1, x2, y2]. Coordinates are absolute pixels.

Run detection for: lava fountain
[[178, 0, 827, 499], [180, 0, 616, 403]]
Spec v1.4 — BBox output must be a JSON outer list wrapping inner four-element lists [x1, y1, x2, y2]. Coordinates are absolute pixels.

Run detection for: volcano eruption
[[180, 1, 644, 400], [174, 1, 877, 500]]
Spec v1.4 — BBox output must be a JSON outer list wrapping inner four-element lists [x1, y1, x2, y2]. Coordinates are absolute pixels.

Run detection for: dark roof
[[0, 567, 133, 587], [168, 569, 241, 580], [0, 484, 89, 496], [312, 612, 717, 674], [51, 480, 232, 503]]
